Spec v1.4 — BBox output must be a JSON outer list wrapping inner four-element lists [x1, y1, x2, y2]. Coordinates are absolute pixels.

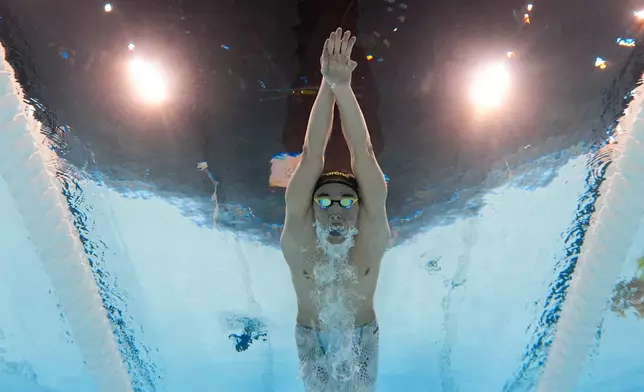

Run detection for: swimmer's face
[[313, 183, 359, 244]]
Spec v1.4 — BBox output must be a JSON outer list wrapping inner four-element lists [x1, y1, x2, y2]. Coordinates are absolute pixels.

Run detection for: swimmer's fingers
[[340, 30, 351, 54], [325, 35, 333, 57], [322, 39, 330, 60], [333, 27, 343, 55], [346, 36, 357, 57]]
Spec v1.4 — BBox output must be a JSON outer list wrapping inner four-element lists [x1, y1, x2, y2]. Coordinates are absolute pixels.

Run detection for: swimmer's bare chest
[[281, 207, 390, 327], [286, 245, 381, 327]]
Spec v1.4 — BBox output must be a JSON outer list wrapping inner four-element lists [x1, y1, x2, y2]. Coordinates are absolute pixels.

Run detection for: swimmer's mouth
[[329, 229, 343, 237]]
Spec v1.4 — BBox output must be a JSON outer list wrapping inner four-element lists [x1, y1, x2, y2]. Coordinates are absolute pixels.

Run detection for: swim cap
[[313, 171, 360, 195]]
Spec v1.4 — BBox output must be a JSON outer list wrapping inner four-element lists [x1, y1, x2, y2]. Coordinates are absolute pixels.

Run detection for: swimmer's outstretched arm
[[284, 80, 335, 217], [333, 84, 387, 211], [302, 81, 335, 165], [319, 28, 387, 214], [321, 28, 387, 213]]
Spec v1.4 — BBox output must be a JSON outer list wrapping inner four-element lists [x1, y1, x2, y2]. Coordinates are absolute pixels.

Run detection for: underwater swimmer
[[280, 28, 390, 391]]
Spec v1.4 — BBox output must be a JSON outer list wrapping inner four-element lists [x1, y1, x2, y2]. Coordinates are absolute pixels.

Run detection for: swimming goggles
[[313, 196, 359, 209]]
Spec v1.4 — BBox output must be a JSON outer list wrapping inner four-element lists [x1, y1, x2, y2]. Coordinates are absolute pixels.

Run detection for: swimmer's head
[[312, 171, 360, 244]]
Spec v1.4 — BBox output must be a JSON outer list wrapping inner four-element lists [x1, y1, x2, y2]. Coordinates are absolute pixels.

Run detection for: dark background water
[[1, 0, 642, 243]]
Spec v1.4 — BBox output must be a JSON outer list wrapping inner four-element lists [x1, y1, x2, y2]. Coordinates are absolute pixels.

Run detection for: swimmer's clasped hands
[[321, 28, 357, 88]]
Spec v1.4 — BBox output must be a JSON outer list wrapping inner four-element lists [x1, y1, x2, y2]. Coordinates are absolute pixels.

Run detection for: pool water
[[2, 1, 644, 391]]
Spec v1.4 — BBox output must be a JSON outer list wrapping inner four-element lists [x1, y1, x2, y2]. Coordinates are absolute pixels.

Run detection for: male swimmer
[[280, 28, 390, 391]]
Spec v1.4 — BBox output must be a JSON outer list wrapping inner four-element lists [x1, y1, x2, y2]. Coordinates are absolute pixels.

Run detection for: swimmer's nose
[[329, 214, 342, 223]]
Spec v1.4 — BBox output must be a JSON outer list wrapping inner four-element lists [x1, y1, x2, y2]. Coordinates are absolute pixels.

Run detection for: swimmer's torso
[[291, 247, 380, 328], [281, 216, 388, 329]]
